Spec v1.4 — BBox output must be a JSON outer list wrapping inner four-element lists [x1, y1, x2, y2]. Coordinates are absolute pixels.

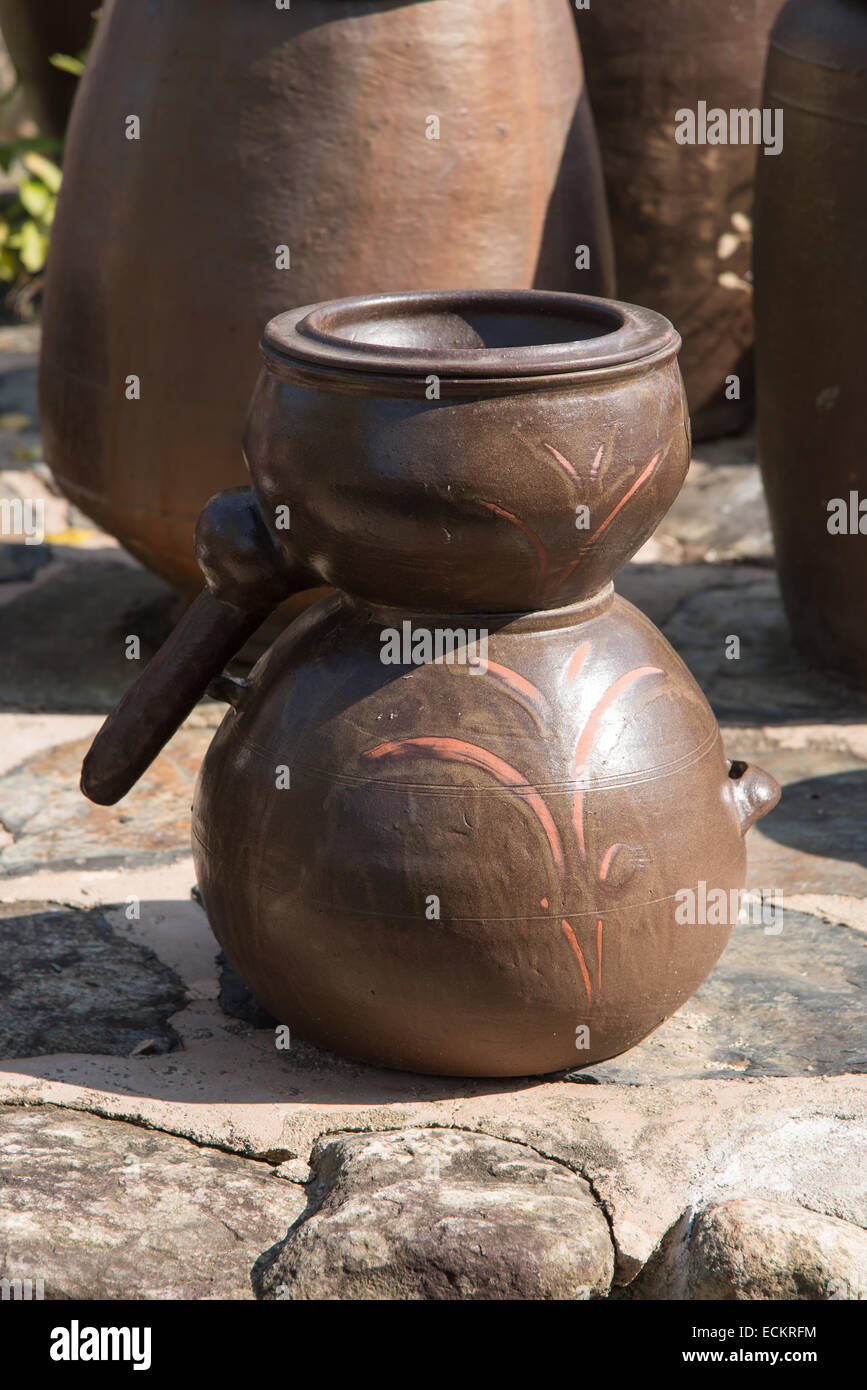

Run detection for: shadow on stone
[[0, 902, 188, 1058], [752, 768, 867, 877], [0, 540, 51, 583], [619, 562, 867, 726], [0, 557, 176, 713], [218, 952, 278, 1030], [571, 908, 867, 1085]]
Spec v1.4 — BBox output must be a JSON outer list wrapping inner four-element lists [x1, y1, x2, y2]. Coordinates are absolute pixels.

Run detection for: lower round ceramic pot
[[192, 586, 777, 1077]]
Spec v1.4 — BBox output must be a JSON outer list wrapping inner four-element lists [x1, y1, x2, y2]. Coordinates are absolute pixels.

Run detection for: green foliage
[[49, 53, 86, 78], [0, 36, 91, 289], [0, 141, 63, 282]]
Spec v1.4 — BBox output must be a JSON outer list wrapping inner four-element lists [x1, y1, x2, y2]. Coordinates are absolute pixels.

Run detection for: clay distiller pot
[[82, 290, 780, 1077]]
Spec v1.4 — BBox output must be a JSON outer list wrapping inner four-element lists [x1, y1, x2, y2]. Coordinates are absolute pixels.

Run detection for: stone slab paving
[[0, 901, 187, 1058], [0, 553, 176, 714], [0, 332, 864, 1299], [253, 1128, 614, 1300], [583, 910, 867, 1084], [634, 432, 773, 566], [0, 1103, 307, 1300], [0, 730, 214, 876], [621, 1199, 867, 1301], [618, 563, 867, 727]]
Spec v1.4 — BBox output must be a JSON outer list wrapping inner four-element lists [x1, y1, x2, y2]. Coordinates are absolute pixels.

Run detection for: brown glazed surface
[[0, 0, 94, 138], [575, 0, 785, 440], [39, 0, 613, 602], [755, 0, 867, 687], [174, 289, 778, 1076], [247, 292, 689, 612], [195, 591, 754, 1075]]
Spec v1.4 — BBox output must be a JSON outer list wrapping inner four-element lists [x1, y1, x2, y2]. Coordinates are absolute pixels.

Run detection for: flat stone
[[617, 560, 764, 629], [0, 353, 37, 424], [0, 541, 50, 584], [254, 1127, 614, 1301], [576, 910, 867, 1084], [2, 1048, 864, 1287], [0, 324, 40, 357], [0, 1103, 307, 1300], [694, 432, 761, 469], [0, 731, 211, 875], [0, 433, 45, 476], [0, 869, 862, 1125], [0, 333, 40, 463], [0, 902, 187, 1058], [738, 746, 867, 899], [0, 713, 104, 778], [640, 455, 773, 565], [0, 557, 176, 713], [0, 469, 75, 563], [626, 1198, 867, 1300], [649, 567, 867, 725], [467, 1079, 867, 1285]]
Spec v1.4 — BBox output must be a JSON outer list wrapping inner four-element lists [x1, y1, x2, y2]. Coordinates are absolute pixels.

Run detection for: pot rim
[[260, 289, 679, 382]]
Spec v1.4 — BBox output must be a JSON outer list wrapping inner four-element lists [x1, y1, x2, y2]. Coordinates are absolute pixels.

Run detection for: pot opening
[[266, 290, 678, 380], [311, 297, 624, 353]]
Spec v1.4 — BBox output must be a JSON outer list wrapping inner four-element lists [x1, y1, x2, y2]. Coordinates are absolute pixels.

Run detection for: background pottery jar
[[81, 290, 779, 1078], [754, 0, 867, 687], [574, 0, 784, 440], [39, 0, 614, 621]]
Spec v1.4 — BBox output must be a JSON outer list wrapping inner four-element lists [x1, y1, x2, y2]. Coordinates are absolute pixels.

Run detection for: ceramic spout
[[727, 760, 781, 835]]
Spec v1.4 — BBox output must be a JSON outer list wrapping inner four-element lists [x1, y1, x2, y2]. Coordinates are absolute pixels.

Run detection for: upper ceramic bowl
[[245, 290, 690, 612]]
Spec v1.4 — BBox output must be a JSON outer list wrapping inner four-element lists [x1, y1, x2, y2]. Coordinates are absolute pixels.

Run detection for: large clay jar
[[81, 289, 779, 1078], [0, 0, 95, 138], [574, 0, 784, 440], [39, 0, 613, 615], [754, 0, 867, 686]]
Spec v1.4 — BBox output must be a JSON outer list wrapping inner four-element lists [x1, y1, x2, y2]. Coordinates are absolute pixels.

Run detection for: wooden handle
[[80, 486, 317, 806], [81, 589, 273, 805]]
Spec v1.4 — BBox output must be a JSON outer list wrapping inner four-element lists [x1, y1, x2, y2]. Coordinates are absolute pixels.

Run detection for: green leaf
[[0, 248, 18, 281], [17, 220, 49, 273], [18, 180, 52, 219], [49, 53, 85, 76], [0, 136, 62, 172], [22, 151, 62, 193]]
